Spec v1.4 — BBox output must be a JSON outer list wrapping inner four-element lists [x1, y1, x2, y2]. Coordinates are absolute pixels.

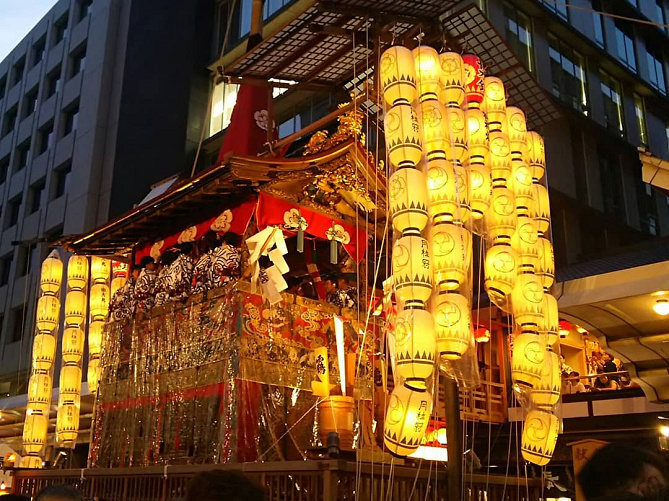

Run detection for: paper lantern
[[111, 276, 125, 297], [483, 77, 507, 133], [59, 366, 82, 400], [19, 455, 43, 468], [91, 257, 110, 284], [511, 215, 539, 273], [467, 108, 489, 165], [88, 321, 104, 358], [470, 161, 492, 220], [511, 333, 545, 388], [532, 183, 551, 235], [384, 384, 433, 457], [27, 373, 52, 414], [536, 237, 555, 289], [65, 291, 86, 327], [392, 235, 433, 307], [62, 327, 85, 364], [23, 414, 48, 454], [413, 46, 440, 101], [511, 273, 545, 328], [67, 256, 89, 291], [90, 283, 110, 321], [521, 409, 559, 466], [526, 131, 545, 181], [506, 107, 528, 150], [88, 358, 100, 393], [445, 107, 469, 167], [434, 292, 471, 360], [510, 159, 535, 215], [40, 250, 63, 295], [530, 350, 561, 407], [484, 244, 517, 310], [393, 308, 435, 388], [462, 54, 484, 107], [426, 159, 457, 223], [489, 130, 511, 186], [56, 403, 80, 446], [36, 295, 60, 333], [559, 320, 571, 338], [32, 333, 56, 370], [538, 293, 559, 345], [380, 46, 417, 106], [431, 223, 471, 291], [488, 187, 517, 243], [474, 327, 491, 343], [112, 261, 128, 278], [384, 103, 422, 169], [438, 52, 465, 107], [420, 99, 448, 161], [389, 168, 429, 235]]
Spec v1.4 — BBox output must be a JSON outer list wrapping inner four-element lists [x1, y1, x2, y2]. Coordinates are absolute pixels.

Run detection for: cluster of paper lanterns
[[380, 45, 560, 465]]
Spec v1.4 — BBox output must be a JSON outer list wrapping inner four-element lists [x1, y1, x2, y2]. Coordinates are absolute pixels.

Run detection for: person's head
[[578, 443, 666, 500], [598, 374, 609, 384], [569, 371, 580, 385], [221, 232, 239, 247], [35, 484, 85, 501], [602, 352, 612, 362], [139, 256, 156, 271], [323, 273, 339, 294], [186, 469, 267, 501]]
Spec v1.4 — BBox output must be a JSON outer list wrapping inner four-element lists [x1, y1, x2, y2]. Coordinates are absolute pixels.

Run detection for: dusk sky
[[0, 0, 58, 62]]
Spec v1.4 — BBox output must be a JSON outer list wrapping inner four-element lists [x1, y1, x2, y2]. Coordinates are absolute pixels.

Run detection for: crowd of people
[[562, 352, 636, 394]]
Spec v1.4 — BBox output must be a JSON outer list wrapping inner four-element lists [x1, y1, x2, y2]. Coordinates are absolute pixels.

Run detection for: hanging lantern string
[[541, 0, 669, 28]]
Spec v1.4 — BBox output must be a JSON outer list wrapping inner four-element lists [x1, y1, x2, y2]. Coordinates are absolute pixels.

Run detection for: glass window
[[209, 81, 240, 137], [600, 70, 625, 136], [541, 0, 568, 20], [69, 44, 87, 79], [278, 114, 302, 138], [53, 14, 69, 45], [548, 35, 588, 113], [636, 174, 659, 236], [614, 21, 636, 71], [14, 140, 31, 172], [77, 0, 93, 22], [504, 3, 534, 72], [0, 156, 8, 184], [658, 0, 667, 29], [598, 146, 624, 218], [9, 305, 25, 343], [11, 57, 25, 87], [52, 162, 72, 199], [38, 122, 54, 154], [6, 196, 22, 229], [627, 0, 639, 7], [46, 66, 62, 98], [62, 103, 80, 136], [2, 106, 17, 137], [29, 179, 46, 214], [22, 86, 39, 119], [32, 37, 46, 67], [634, 94, 647, 146], [0, 254, 12, 286], [592, 0, 605, 48], [646, 46, 666, 94], [0, 74, 6, 99]]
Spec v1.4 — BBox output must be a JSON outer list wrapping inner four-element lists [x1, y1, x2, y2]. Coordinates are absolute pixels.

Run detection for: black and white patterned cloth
[[327, 288, 356, 309], [193, 243, 241, 294], [110, 276, 136, 322], [134, 269, 157, 312], [166, 254, 194, 302]]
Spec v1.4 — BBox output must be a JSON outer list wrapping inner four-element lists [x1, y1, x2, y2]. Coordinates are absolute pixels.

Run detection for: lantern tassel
[[297, 227, 304, 253], [330, 239, 337, 264]]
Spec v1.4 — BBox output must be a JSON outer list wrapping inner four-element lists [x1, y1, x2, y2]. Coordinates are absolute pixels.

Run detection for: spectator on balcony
[[34, 484, 84, 501], [186, 469, 267, 501], [593, 371, 620, 391], [565, 371, 586, 394]]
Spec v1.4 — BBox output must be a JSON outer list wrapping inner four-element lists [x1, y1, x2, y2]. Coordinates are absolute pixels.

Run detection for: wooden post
[[444, 377, 462, 501], [249, 0, 265, 48]]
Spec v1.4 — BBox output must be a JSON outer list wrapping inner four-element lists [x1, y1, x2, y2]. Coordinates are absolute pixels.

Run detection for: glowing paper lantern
[[445, 107, 469, 167], [111, 261, 128, 278], [23, 414, 48, 454], [532, 183, 551, 235], [393, 308, 435, 388], [474, 327, 491, 343], [392, 235, 433, 307], [438, 52, 465, 107], [538, 293, 559, 345], [484, 244, 517, 310], [91, 257, 111, 284], [67, 256, 89, 291], [483, 77, 507, 133], [413, 46, 440, 101], [426, 158, 457, 223], [462, 54, 484, 108], [559, 320, 571, 338], [510, 159, 535, 215], [511, 333, 545, 388], [420, 99, 448, 161], [507, 107, 528, 154], [434, 292, 471, 360], [36, 295, 60, 333], [380, 46, 417, 106], [521, 409, 559, 466], [510, 215, 539, 273], [511, 273, 545, 328], [19, 456, 43, 468], [27, 373, 52, 415], [89, 283, 110, 320], [467, 108, 489, 164], [64, 291, 86, 327], [530, 350, 561, 407], [59, 366, 82, 400], [431, 223, 471, 291], [488, 187, 517, 243], [56, 403, 80, 446], [389, 168, 429, 235], [32, 333, 56, 370], [526, 131, 545, 181], [88, 321, 104, 358], [536, 237, 555, 289], [384, 384, 433, 457], [88, 358, 100, 393], [489, 130, 511, 186], [62, 327, 85, 364], [384, 104, 422, 169], [40, 250, 63, 294]]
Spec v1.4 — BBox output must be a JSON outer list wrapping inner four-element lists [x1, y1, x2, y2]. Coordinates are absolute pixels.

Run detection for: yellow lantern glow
[[467, 108, 489, 165], [40, 250, 63, 295], [431, 223, 471, 291], [389, 168, 429, 235], [521, 409, 559, 466], [532, 183, 551, 235], [470, 162, 491, 220], [530, 350, 561, 407], [88, 358, 100, 393], [19, 455, 43, 469], [91, 257, 111, 284], [36, 295, 60, 333], [420, 99, 448, 161], [380, 46, 417, 106], [506, 106, 528, 148], [384, 103, 422, 169], [510, 215, 539, 273], [393, 308, 435, 388], [392, 235, 433, 307], [489, 130, 511, 186], [67, 256, 89, 291], [510, 159, 535, 215], [23, 414, 48, 454], [413, 46, 440, 101], [511, 273, 545, 328], [88, 321, 104, 358], [434, 292, 471, 360], [426, 159, 470, 223], [62, 327, 85, 364], [384, 384, 433, 457], [32, 333, 56, 370], [538, 293, 559, 345], [27, 373, 52, 415], [511, 333, 545, 388], [59, 366, 82, 400], [438, 52, 465, 107], [90, 283, 110, 321], [56, 403, 80, 446], [445, 107, 469, 167], [526, 131, 545, 181], [484, 244, 518, 310], [483, 77, 507, 133], [111, 276, 125, 297], [488, 187, 517, 243], [64, 291, 86, 327], [536, 237, 555, 289]]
